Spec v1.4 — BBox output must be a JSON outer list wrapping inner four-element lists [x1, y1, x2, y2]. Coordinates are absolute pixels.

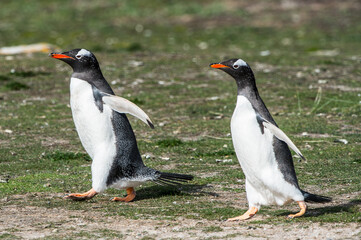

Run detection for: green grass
[[0, 0, 360, 238]]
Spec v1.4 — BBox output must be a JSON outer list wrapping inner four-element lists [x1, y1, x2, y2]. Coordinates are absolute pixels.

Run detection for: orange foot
[[288, 201, 307, 219], [111, 187, 136, 202], [227, 206, 259, 221], [64, 188, 98, 201]]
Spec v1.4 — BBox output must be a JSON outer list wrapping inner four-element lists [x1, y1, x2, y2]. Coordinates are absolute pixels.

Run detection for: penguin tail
[[302, 190, 332, 203], [154, 171, 194, 186]]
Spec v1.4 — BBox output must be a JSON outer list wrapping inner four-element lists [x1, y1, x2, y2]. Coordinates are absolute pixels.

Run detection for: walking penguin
[[50, 49, 193, 202], [210, 58, 331, 221]]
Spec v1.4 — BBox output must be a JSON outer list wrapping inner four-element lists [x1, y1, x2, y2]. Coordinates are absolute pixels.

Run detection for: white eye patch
[[233, 59, 247, 69], [76, 49, 92, 58]]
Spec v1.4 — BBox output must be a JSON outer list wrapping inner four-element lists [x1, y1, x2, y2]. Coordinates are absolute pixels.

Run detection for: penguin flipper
[[101, 93, 154, 129], [259, 115, 305, 160]]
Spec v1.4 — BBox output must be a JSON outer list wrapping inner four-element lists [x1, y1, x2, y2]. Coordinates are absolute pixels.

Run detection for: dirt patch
[[1, 190, 360, 239], [0, 200, 360, 239]]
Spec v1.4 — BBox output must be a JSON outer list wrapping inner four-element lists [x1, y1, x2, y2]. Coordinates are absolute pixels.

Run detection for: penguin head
[[210, 58, 257, 92], [50, 48, 100, 73], [210, 58, 253, 79]]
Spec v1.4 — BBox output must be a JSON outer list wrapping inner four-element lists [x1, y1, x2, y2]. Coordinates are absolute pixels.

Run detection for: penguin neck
[[72, 68, 114, 94], [235, 73, 259, 100], [235, 76, 276, 124], [236, 83, 261, 108]]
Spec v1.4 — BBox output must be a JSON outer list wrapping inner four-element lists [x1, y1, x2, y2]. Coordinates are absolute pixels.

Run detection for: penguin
[[50, 48, 193, 202], [210, 59, 331, 221]]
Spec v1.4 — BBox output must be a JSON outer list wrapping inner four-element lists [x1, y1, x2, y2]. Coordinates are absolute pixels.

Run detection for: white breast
[[231, 96, 275, 178], [70, 77, 116, 159], [231, 95, 302, 206]]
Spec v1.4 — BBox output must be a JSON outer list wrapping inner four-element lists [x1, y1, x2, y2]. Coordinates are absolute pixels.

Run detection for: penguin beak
[[50, 53, 75, 60], [209, 63, 230, 69]]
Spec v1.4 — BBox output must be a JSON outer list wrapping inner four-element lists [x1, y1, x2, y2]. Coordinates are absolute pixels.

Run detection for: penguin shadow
[[277, 199, 361, 218], [134, 184, 218, 201]]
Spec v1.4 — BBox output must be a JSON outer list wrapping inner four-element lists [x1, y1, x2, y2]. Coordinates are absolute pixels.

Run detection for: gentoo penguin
[[50, 49, 193, 202], [210, 59, 331, 221]]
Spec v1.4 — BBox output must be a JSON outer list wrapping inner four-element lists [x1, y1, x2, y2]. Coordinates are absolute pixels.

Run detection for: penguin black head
[[50, 48, 100, 73], [210, 58, 256, 91], [210, 58, 253, 79]]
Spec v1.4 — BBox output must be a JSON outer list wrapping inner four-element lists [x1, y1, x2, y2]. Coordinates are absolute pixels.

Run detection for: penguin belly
[[231, 96, 302, 207], [70, 77, 116, 192]]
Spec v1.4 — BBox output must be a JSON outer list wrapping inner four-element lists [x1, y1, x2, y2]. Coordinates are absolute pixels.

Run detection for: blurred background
[[1, 0, 360, 60]]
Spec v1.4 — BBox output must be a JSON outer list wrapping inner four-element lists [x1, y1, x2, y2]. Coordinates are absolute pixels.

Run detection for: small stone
[[207, 96, 220, 101], [260, 50, 270, 56], [128, 60, 143, 67], [216, 159, 232, 163], [135, 24, 144, 33], [198, 42, 208, 50], [334, 139, 348, 144], [4, 129, 13, 134]]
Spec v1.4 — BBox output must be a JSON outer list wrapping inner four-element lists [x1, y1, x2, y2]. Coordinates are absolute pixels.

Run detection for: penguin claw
[[64, 194, 88, 201], [226, 215, 253, 222], [287, 201, 307, 219], [227, 207, 258, 221], [111, 187, 136, 202], [63, 189, 97, 201], [111, 195, 135, 202]]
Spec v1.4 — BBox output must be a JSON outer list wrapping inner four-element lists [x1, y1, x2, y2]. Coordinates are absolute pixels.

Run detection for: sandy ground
[[0, 192, 360, 240]]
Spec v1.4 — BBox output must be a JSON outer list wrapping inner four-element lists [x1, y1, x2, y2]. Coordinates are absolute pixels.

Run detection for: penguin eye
[[76, 55, 82, 59], [233, 64, 239, 69]]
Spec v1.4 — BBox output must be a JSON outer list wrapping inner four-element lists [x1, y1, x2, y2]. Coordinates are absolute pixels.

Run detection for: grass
[[0, 0, 360, 238]]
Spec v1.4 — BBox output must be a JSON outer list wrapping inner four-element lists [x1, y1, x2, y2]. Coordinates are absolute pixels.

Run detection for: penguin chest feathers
[[231, 95, 275, 169], [70, 77, 116, 159]]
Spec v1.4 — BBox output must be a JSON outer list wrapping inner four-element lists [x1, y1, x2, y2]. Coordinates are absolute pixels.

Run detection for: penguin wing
[[257, 114, 305, 160], [101, 93, 154, 129]]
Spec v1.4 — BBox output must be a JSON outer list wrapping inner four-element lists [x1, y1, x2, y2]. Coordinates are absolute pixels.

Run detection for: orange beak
[[50, 53, 75, 60], [210, 63, 230, 69]]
